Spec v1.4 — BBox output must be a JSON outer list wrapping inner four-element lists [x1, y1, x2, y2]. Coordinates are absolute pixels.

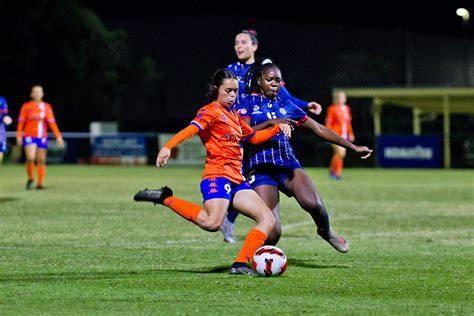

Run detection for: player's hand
[[156, 147, 171, 168], [349, 135, 355, 142], [353, 146, 372, 159], [307, 102, 322, 115], [279, 123, 292, 138], [3, 116, 12, 126], [269, 118, 297, 126], [57, 137, 65, 148], [16, 137, 22, 146]]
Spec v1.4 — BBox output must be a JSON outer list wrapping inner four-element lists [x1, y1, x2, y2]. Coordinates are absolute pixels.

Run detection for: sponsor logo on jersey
[[279, 108, 287, 115], [239, 108, 247, 115]]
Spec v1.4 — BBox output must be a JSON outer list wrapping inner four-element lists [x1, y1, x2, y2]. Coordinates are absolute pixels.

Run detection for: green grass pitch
[[0, 165, 472, 314]]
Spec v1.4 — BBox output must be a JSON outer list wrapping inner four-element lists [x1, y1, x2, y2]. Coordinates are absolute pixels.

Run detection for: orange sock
[[335, 157, 344, 177], [330, 155, 338, 174], [26, 162, 35, 181], [37, 164, 46, 186], [163, 196, 202, 223], [235, 228, 268, 263]]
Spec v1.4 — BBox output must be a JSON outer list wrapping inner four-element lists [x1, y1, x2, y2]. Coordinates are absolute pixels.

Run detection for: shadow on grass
[[0, 197, 19, 204], [289, 258, 350, 269], [1, 266, 231, 283]]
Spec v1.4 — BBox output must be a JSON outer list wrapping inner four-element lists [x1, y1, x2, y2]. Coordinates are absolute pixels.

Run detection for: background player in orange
[[134, 69, 292, 275], [16, 85, 64, 189], [325, 91, 354, 180]]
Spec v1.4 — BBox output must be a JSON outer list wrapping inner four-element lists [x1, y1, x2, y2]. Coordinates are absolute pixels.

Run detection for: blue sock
[[226, 209, 239, 223]]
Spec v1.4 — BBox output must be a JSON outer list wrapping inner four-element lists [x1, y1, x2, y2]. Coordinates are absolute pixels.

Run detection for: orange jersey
[[325, 104, 354, 140], [17, 101, 61, 139], [191, 102, 255, 184]]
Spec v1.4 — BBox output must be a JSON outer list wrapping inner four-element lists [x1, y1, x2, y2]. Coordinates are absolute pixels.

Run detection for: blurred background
[[1, 0, 473, 168]]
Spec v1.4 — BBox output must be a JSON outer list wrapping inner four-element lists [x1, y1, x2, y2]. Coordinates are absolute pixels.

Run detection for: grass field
[[0, 165, 472, 314]]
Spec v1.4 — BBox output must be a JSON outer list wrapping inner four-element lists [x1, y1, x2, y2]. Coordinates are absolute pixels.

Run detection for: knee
[[37, 159, 46, 165], [299, 196, 325, 214], [264, 211, 277, 230], [201, 218, 222, 232]]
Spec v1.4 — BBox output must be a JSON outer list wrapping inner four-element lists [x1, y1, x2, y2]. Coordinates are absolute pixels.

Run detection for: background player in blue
[[226, 59, 373, 252], [226, 29, 322, 115], [0, 96, 13, 164]]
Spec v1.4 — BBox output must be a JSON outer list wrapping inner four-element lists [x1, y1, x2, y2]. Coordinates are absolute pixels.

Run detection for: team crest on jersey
[[239, 108, 247, 115], [221, 114, 227, 122], [252, 105, 262, 114], [279, 108, 287, 115]]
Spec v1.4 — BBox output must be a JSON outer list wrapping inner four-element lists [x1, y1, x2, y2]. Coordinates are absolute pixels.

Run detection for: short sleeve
[[235, 95, 252, 119], [46, 104, 56, 123], [190, 105, 217, 131]]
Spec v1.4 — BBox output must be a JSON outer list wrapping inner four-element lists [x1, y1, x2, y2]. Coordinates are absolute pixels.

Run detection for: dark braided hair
[[244, 58, 280, 95], [206, 69, 237, 101]]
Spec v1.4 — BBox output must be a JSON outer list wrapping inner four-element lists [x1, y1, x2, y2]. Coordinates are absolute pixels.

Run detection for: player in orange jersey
[[134, 69, 292, 275], [325, 91, 354, 180], [16, 85, 64, 189]]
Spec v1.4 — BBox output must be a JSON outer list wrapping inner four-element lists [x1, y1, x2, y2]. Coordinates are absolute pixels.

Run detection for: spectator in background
[[0, 96, 13, 164], [325, 91, 355, 180], [16, 85, 64, 189]]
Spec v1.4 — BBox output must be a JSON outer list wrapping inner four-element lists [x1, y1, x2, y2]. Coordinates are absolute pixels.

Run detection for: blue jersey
[[0, 96, 8, 142], [226, 61, 309, 109], [236, 94, 308, 171]]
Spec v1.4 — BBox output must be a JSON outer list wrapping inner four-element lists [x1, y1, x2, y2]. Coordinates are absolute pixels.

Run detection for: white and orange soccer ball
[[252, 245, 288, 277]]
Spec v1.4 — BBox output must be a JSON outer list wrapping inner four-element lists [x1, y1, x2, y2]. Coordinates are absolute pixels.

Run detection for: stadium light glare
[[456, 8, 470, 23]]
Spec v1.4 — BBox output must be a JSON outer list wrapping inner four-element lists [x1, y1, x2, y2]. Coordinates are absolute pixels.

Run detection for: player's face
[[31, 86, 44, 102], [216, 78, 239, 108], [259, 67, 282, 100], [234, 33, 257, 63], [335, 92, 347, 105]]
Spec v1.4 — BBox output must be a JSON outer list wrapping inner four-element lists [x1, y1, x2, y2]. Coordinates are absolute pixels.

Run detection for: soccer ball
[[252, 245, 288, 277]]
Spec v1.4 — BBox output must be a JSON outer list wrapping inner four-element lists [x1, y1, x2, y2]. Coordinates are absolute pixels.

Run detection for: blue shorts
[[246, 161, 302, 197], [23, 137, 48, 149], [200, 177, 253, 202]]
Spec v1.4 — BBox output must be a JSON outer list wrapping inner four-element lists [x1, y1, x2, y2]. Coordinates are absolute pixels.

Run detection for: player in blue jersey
[[225, 29, 322, 114], [0, 96, 13, 163], [221, 29, 324, 242], [229, 59, 373, 251]]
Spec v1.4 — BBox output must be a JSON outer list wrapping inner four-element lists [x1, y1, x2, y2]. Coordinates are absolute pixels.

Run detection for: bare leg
[[284, 168, 349, 253]]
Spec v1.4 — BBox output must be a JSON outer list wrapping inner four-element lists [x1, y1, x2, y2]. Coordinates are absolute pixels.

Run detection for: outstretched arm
[[157, 124, 200, 167], [302, 117, 372, 159], [279, 86, 322, 115]]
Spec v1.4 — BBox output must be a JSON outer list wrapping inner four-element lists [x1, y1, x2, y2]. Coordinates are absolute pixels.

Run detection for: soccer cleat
[[220, 216, 236, 244], [329, 172, 341, 181], [229, 266, 257, 276], [26, 180, 34, 190], [318, 229, 349, 253], [36, 185, 44, 190], [133, 186, 173, 205]]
